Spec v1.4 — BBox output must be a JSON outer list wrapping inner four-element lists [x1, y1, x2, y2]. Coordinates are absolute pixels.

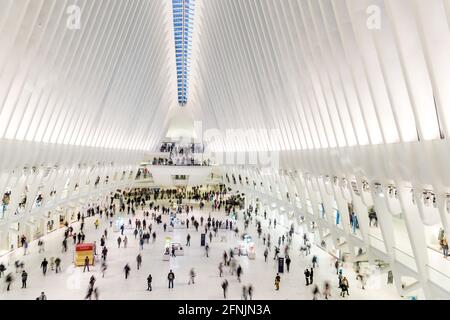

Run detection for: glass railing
[[394, 247, 418, 272], [426, 264, 450, 291], [369, 234, 387, 254], [350, 228, 364, 241], [150, 158, 212, 166]]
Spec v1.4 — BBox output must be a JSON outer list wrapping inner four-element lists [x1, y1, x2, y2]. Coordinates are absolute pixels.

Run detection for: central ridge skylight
[[172, 0, 195, 106]]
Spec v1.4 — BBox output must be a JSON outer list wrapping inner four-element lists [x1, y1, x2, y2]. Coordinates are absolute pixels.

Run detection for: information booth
[[74, 243, 95, 266], [234, 234, 256, 257], [172, 242, 184, 256]]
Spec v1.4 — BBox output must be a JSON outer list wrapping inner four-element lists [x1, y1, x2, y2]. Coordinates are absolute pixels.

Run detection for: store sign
[[75, 243, 94, 251]]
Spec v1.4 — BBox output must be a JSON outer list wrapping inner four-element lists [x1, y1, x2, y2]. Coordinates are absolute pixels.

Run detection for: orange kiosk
[[74, 243, 94, 266]]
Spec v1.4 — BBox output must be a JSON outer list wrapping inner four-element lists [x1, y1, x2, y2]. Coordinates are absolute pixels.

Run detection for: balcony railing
[[395, 247, 418, 272], [426, 264, 450, 291]]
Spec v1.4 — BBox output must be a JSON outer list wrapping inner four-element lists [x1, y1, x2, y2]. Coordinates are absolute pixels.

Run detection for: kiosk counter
[[74, 243, 94, 266]]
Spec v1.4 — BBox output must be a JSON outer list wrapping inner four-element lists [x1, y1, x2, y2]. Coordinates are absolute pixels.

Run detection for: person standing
[[186, 234, 191, 246], [274, 273, 281, 290], [312, 285, 320, 300], [285, 255, 291, 272], [147, 274, 152, 291], [356, 272, 366, 290], [5, 273, 13, 291], [41, 258, 48, 276], [248, 285, 253, 300], [23, 241, 28, 256], [124, 264, 130, 279], [218, 262, 223, 277], [21, 270, 27, 288], [0, 263, 5, 278], [304, 268, 310, 286], [221, 279, 229, 299], [442, 236, 449, 258], [242, 285, 248, 300], [338, 270, 343, 287], [123, 236, 128, 248], [188, 268, 196, 285], [168, 269, 175, 289], [236, 265, 243, 283], [38, 239, 45, 253], [312, 255, 318, 268], [61, 238, 68, 252], [89, 275, 96, 288], [340, 277, 350, 297], [309, 267, 314, 284], [55, 257, 61, 273], [323, 281, 331, 299], [117, 236, 122, 248], [50, 257, 55, 271], [223, 251, 228, 265], [83, 256, 90, 272], [136, 254, 142, 270], [102, 246, 108, 261], [264, 248, 268, 262], [101, 261, 107, 278]]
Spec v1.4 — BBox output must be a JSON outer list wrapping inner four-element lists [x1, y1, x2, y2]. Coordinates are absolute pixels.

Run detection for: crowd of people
[[0, 185, 371, 300], [153, 142, 209, 166]]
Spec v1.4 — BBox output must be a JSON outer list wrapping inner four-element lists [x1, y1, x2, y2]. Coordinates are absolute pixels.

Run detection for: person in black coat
[[147, 274, 152, 291], [168, 270, 175, 288], [285, 256, 291, 272], [304, 268, 310, 286], [124, 264, 130, 279], [21, 270, 28, 288], [41, 258, 48, 276]]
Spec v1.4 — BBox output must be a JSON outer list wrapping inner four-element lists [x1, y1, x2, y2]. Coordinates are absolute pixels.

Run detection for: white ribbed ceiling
[[2, 0, 450, 154], [0, 0, 177, 151], [189, 0, 450, 152]]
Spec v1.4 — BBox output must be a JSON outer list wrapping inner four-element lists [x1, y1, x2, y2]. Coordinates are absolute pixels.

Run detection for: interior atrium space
[[0, 0, 449, 305]]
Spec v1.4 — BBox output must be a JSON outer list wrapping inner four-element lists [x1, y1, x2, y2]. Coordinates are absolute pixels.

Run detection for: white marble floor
[[0, 202, 402, 300]]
